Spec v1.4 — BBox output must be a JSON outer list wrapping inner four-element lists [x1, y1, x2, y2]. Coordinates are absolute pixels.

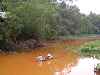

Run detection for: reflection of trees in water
[[36, 57, 79, 75], [54, 63, 74, 75], [35, 50, 79, 75], [52, 57, 79, 75]]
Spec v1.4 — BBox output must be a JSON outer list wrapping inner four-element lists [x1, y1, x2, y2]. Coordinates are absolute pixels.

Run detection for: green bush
[[79, 40, 100, 58], [0, 0, 57, 52]]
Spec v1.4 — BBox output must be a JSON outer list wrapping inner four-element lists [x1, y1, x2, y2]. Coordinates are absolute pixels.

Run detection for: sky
[[74, 0, 100, 15]]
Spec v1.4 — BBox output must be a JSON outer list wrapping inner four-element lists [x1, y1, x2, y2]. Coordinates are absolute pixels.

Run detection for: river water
[[0, 40, 100, 75]]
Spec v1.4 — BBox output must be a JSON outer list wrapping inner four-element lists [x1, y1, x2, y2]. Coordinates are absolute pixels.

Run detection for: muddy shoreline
[[1, 35, 100, 54]]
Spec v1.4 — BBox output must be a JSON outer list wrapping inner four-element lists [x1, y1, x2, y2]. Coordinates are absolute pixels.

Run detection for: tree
[[3, 0, 57, 40], [0, 0, 57, 51], [88, 12, 100, 34], [55, 3, 81, 35], [80, 14, 95, 34]]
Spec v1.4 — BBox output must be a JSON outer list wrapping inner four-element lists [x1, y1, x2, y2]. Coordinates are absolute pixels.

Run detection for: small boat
[[36, 56, 46, 61], [36, 53, 53, 62]]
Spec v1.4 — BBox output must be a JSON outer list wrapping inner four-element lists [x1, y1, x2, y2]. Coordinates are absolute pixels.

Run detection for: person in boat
[[47, 53, 53, 59], [36, 53, 53, 61]]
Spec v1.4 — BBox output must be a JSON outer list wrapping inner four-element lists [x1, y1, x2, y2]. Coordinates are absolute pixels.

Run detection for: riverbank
[[1, 35, 100, 54]]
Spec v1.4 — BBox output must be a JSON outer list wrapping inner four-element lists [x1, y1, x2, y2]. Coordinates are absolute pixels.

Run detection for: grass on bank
[[59, 34, 100, 40], [79, 40, 100, 59]]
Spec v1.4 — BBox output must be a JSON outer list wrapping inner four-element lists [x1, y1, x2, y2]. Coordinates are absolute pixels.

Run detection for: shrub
[[79, 40, 100, 58]]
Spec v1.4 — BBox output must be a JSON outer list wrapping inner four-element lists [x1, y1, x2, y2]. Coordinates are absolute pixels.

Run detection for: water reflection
[[32, 49, 79, 75], [0, 48, 100, 75], [54, 64, 72, 75], [54, 58, 100, 75]]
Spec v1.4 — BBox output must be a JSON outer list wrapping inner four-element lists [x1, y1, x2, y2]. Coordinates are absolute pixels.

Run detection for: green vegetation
[[96, 64, 100, 70], [0, 0, 57, 51], [1, 0, 100, 52], [79, 40, 100, 58]]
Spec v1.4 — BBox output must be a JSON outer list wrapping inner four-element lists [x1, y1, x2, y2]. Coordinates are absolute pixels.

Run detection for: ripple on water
[[0, 49, 100, 75]]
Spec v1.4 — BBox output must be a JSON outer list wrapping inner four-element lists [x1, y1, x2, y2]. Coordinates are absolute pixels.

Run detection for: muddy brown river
[[0, 40, 100, 75]]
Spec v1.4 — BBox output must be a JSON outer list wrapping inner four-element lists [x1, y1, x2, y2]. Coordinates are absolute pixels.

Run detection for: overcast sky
[[74, 0, 100, 15]]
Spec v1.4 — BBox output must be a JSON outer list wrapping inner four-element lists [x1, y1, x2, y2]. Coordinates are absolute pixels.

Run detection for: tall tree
[[88, 12, 100, 34], [3, 0, 57, 40], [55, 3, 81, 35]]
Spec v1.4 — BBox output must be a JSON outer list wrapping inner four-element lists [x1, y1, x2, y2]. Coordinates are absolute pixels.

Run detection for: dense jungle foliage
[[0, 0, 100, 51], [79, 40, 100, 59]]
